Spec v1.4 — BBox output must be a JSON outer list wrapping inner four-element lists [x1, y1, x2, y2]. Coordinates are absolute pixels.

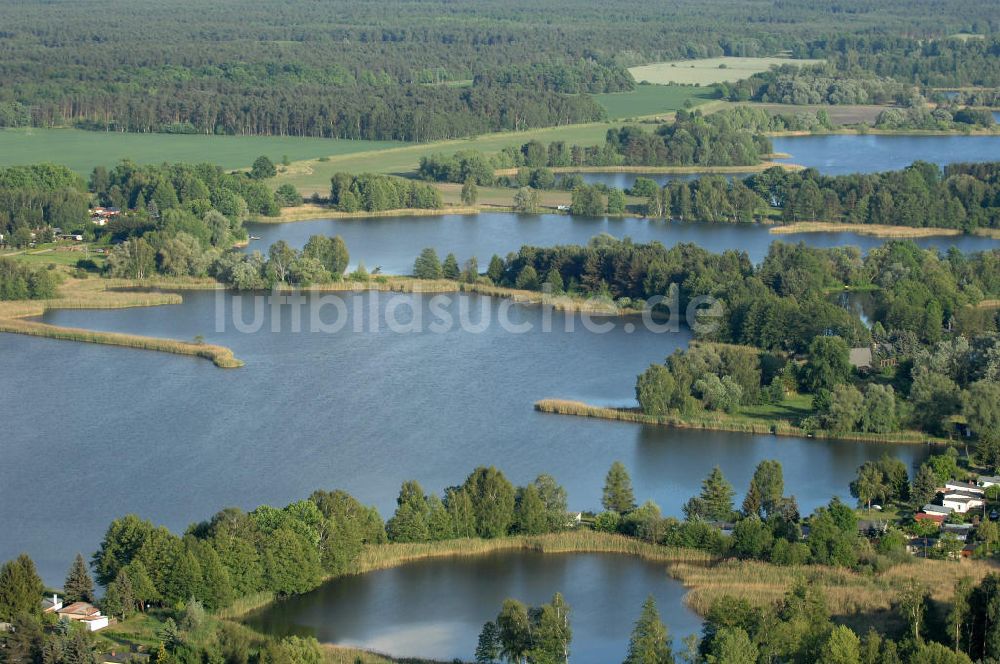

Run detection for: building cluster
[[89, 207, 121, 227]]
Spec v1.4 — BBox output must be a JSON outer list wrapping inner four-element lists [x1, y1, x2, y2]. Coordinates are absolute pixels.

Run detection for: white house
[[979, 475, 1000, 488], [57, 602, 109, 631], [942, 490, 985, 514]]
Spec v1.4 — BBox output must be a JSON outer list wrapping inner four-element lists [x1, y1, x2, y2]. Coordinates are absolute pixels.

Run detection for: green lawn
[[0, 128, 403, 174], [594, 84, 719, 119], [739, 392, 814, 424], [628, 56, 824, 86]]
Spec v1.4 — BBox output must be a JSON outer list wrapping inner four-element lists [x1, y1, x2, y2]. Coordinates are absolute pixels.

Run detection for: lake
[[772, 134, 1000, 175], [0, 290, 930, 584], [547, 134, 1000, 191], [245, 551, 703, 662], [245, 212, 998, 275]]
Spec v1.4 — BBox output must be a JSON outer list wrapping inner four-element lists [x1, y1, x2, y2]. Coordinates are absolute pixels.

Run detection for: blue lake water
[[245, 212, 998, 275], [0, 290, 931, 584]]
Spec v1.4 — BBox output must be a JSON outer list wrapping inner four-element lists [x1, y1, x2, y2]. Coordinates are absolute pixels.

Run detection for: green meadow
[[628, 56, 824, 86], [593, 84, 719, 119], [0, 128, 403, 174]]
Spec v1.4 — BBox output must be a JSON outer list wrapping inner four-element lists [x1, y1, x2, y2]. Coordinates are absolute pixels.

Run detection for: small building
[[915, 511, 946, 525], [942, 523, 974, 541], [849, 347, 873, 370], [980, 475, 1000, 488], [942, 492, 985, 514], [57, 602, 109, 632], [42, 594, 63, 614], [946, 481, 985, 495]]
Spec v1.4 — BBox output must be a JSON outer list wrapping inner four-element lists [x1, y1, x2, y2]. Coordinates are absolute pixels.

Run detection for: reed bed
[[534, 399, 938, 445], [0, 278, 242, 368], [253, 205, 479, 224], [323, 644, 444, 664], [0, 318, 243, 368], [219, 531, 710, 621], [770, 222, 964, 238], [349, 530, 711, 578], [672, 556, 1000, 620]]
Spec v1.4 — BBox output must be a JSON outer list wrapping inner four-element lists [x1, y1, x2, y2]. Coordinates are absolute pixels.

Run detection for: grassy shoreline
[[771, 221, 1000, 239], [0, 278, 243, 368], [771, 222, 964, 238], [219, 531, 713, 620], [533, 398, 946, 445], [251, 204, 480, 223], [0, 275, 635, 366]]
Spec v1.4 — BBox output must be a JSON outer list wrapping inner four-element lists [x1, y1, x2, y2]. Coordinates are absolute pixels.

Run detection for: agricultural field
[[628, 56, 825, 86], [593, 84, 720, 119], [0, 128, 403, 174]]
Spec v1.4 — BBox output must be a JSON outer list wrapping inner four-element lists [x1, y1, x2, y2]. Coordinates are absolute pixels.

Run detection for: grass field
[[272, 122, 619, 195], [593, 84, 719, 119], [0, 128, 403, 174], [628, 56, 825, 86]]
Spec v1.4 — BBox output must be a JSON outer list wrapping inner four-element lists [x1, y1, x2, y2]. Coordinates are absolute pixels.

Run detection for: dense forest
[[0, 0, 994, 139]]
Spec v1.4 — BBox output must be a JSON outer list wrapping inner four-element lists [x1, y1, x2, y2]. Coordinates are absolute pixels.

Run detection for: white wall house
[[941, 491, 985, 514], [57, 602, 109, 631]]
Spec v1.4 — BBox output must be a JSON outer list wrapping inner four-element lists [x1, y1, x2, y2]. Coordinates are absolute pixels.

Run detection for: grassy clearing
[[0, 277, 242, 368], [272, 122, 618, 195], [628, 56, 824, 86], [2, 246, 108, 268], [593, 84, 719, 119], [771, 222, 967, 238], [534, 398, 942, 444], [0, 128, 402, 174]]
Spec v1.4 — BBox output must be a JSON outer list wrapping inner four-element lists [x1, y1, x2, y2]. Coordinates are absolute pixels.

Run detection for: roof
[[946, 481, 984, 493], [59, 602, 100, 617], [980, 475, 1000, 485], [849, 347, 873, 368], [945, 489, 985, 499], [943, 495, 983, 505], [922, 503, 954, 514]]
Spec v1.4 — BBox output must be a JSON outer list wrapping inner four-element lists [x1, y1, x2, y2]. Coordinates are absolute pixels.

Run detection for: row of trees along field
[[0, 0, 981, 138], [419, 109, 775, 181], [7, 455, 1000, 662]]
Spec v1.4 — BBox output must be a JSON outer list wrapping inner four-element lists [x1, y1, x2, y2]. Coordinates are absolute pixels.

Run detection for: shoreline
[[492, 160, 802, 177], [533, 398, 946, 445], [220, 530, 713, 621], [0, 278, 243, 368], [766, 127, 1000, 137], [771, 221, 1000, 239], [0, 276, 636, 366]]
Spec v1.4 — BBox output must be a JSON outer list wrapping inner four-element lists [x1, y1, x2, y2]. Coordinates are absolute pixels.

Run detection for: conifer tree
[[0, 554, 44, 621], [624, 595, 674, 664], [64, 553, 95, 603], [602, 461, 637, 514]]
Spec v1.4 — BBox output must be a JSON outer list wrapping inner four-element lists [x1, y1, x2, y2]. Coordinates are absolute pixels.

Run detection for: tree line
[[1, 0, 975, 138]]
